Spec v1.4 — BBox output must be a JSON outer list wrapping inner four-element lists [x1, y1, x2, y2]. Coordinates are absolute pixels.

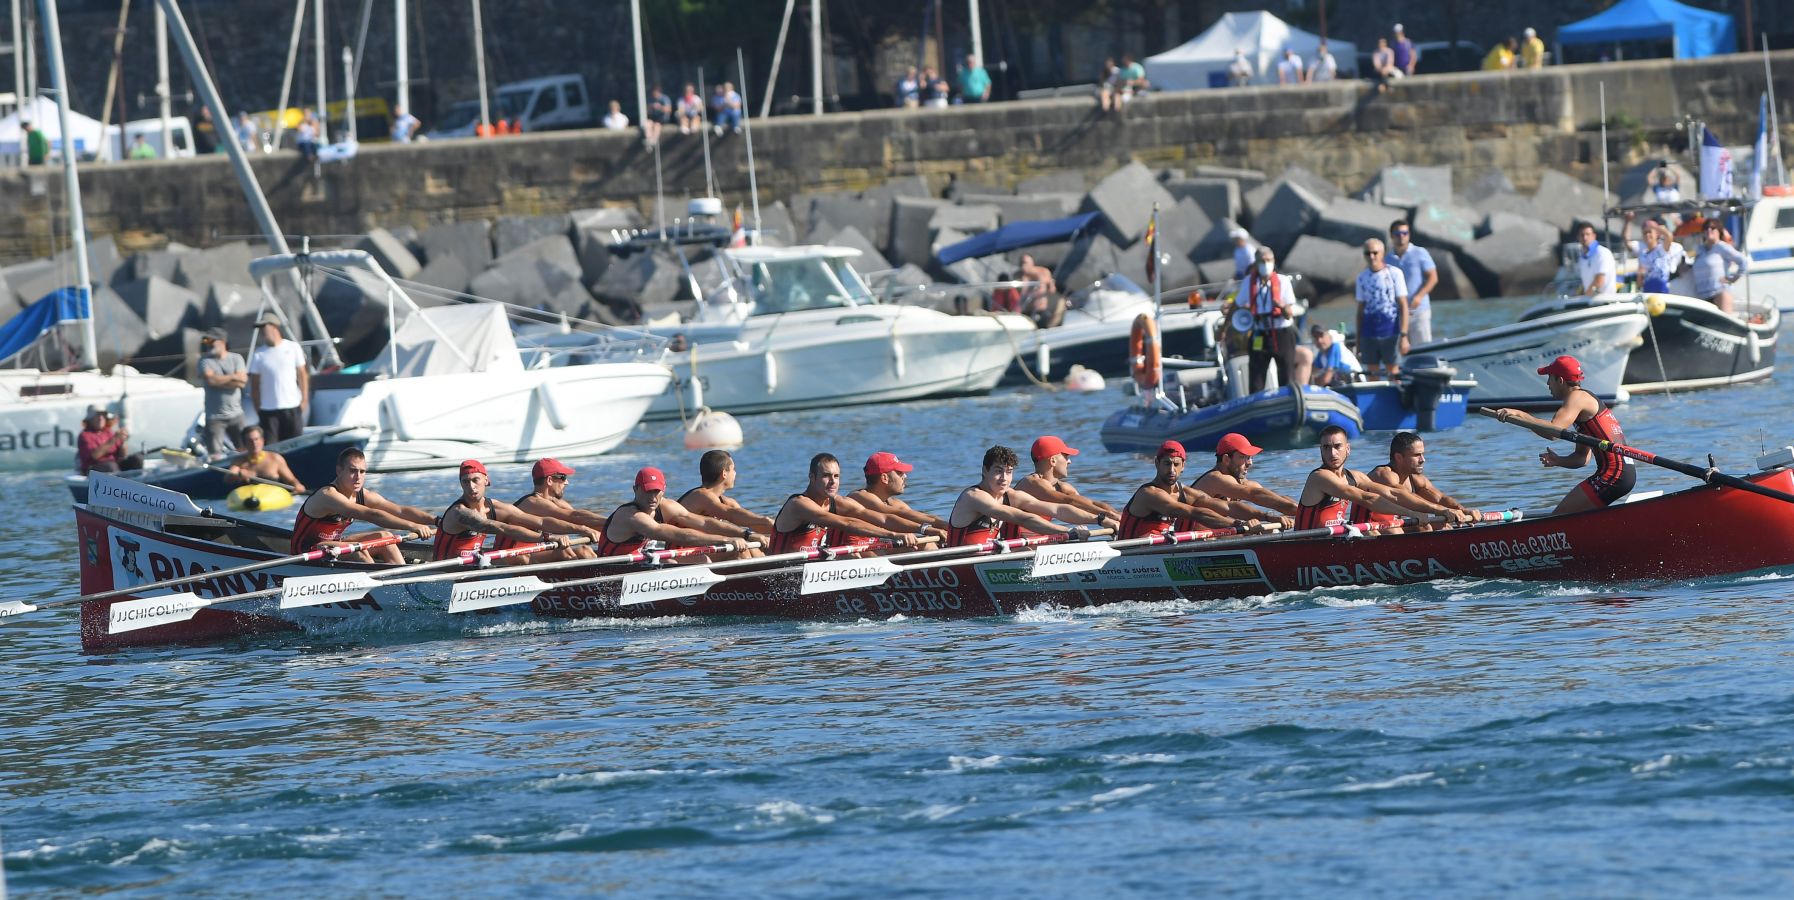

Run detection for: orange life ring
[[1129, 314, 1161, 391]]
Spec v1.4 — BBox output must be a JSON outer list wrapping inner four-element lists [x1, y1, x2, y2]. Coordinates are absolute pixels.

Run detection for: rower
[[290, 447, 436, 562], [1014, 435, 1120, 527], [499, 459, 612, 559], [770, 453, 921, 554], [1361, 432, 1480, 532], [433, 460, 591, 561], [1193, 432, 1298, 526], [1117, 441, 1264, 539], [944, 445, 1105, 546], [225, 425, 305, 493], [598, 467, 753, 561], [1295, 425, 1455, 529], [839, 451, 948, 550], [1493, 355, 1636, 513], [676, 450, 775, 544]]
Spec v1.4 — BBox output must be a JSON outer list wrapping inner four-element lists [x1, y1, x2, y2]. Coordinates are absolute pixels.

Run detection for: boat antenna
[[698, 67, 717, 202], [736, 47, 764, 243], [1766, 35, 1786, 187], [39, 0, 97, 369]]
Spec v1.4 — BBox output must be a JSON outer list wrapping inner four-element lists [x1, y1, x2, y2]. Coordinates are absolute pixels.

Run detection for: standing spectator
[[922, 68, 950, 108], [896, 67, 921, 108], [1230, 228, 1257, 279], [1097, 58, 1120, 112], [1227, 49, 1254, 87], [1520, 28, 1547, 68], [296, 110, 320, 162], [676, 83, 704, 135], [23, 121, 48, 165], [1308, 42, 1338, 83], [711, 82, 743, 134], [1386, 220, 1439, 345], [1622, 213, 1685, 294], [248, 313, 309, 445], [1238, 245, 1299, 393], [1573, 221, 1619, 298], [1392, 24, 1418, 77], [1119, 54, 1149, 98], [1371, 38, 1400, 92], [391, 106, 420, 142], [76, 406, 142, 475], [1277, 48, 1305, 86], [1483, 38, 1517, 71], [235, 111, 258, 152], [602, 100, 629, 131], [1692, 218, 1748, 314], [957, 54, 991, 103], [644, 86, 672, 146], [197, 327, 248, 456], [193, 106, 219, 154], [1649, 161, 1681, 203], [128, 135, 157, 160], [1355, 238, 1409, 378]]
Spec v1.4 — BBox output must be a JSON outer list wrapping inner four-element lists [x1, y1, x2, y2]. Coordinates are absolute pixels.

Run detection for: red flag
[[1143, 212, 1158, 283]]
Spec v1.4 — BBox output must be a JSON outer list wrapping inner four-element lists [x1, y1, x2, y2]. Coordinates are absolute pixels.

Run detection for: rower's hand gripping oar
[[446, 541, 764, 613], [0, 531, 420, 622], [1477, 408, 1794, 505]]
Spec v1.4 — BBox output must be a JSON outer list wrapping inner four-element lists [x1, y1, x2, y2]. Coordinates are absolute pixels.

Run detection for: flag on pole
[[730, 204, 747, 248], [1752, 93, 1769, 200], [1143, 210, 1158, 284], [1701, 127, 1734, 200]]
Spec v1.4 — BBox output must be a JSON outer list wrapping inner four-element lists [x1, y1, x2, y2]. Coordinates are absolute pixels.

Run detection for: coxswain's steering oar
[[1477, 408, 1794, 504]]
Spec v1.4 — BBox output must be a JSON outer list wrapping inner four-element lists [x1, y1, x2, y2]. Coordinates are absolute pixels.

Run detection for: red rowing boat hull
[[73, 469, 1794, 650]]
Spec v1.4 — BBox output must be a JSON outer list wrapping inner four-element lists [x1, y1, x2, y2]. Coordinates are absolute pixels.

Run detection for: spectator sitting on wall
[[1097, 57, 1120, 112], [1308, 42, 1337, 83], [923, 68, 950, 108], [644, 85, 672, 146], [391, 106, 421, 142], [128, 134, 157, 160], [1371, 38, 1400, 92], [23, 121, 49, 165], [677, 83, 704, 134], [602, 100, 629, 131], [1484, 38, 1516, 71], [896, 66, 921, 108], [1119, 54, 1149, 97]]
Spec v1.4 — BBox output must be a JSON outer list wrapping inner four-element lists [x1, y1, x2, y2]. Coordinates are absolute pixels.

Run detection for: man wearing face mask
[[1236, 245, 1300, 393]]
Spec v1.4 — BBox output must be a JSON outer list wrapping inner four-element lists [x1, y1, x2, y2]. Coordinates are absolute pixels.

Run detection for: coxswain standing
[[1014, 436, 1120, 528], [291, 447, 436, 562], [839, 452, 948, 550], [225, 424, 305, 493], [433, 460, 594, 562], [497, 459, 613, 562], [1493, 355, 1636, 513], [1296, 426, 1460, 529], [1116, 441, 1266, 539], [944, 445, 1105, 546], [1361, 432, 1480, 533], [770, 454, 921, 554], [677, 450, 776, 544], [597, 467, 753, 562], [1192, 433, 1297, 527]]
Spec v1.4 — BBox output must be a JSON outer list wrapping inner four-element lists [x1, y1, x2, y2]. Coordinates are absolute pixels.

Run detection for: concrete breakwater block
[[889, 196, 953, 268], [1017, 171, 1087, 195], [115, 276, 203, 345], [419, 220, 494, 272], [128, 246, 189, 285], [1531, 170, 1616, 234], [204, 282, 266, 347], [2, 258, 58, 307], [493, 234, 582, 279], [753, 201, 798, 246], [493, 214, 571, 258], [1480, 211, 1560, 247], [314, 267, 396, 365], [829, 225, 893, 274], [354, 228, 422, 280], [1190, 165, 1268, 193], [1316, 198, 1400, 247], [1164, 177, 1242, 224], [985, 193, 1077, 226], [1252, 180, 1330, 258], [1361, 164, 1452, 209], [947, 178, 1010, 202], [590, 249, 682, 319], [411, 254, 471, 297], [173, 241, 255, 292], [1429, 248, 1478, 300], [1459, 229, 1561, 297], [1409, 202, 1481, 254], [1472, 191, 1549, 225], [0, 270, 18, 323], [804, 192, 880, 247], [51, 236, 125, 289], [1461, 168, 1517, 205], [1283, 235, 1365, 294], [1084, 161, 1177, 244], [1057, 234, 1123, 293], [90, 287, 147, 370], [929, 203, 1001, 238]]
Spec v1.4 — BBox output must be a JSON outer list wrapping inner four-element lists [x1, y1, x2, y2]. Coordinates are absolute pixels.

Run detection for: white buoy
[[1064, 365, 1107, 392], [684, 409, 744, 450]]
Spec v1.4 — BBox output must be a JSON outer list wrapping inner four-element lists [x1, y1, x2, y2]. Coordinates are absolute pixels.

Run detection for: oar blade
[[800, 556, 901, 595], [279, 571, 383, 609], [107, 593, 208, 634], [1029, 542, 1120, 578], [0, 600, 40, 620], [617, 567, 724, 606], [447, 576, 554, 614]]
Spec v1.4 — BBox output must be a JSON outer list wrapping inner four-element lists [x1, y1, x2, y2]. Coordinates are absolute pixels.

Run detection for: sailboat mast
[[38, 0, 97, 369]]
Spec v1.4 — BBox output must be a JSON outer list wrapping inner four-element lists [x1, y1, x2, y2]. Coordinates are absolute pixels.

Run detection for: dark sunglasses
[[1390, 229, 1409, 236]]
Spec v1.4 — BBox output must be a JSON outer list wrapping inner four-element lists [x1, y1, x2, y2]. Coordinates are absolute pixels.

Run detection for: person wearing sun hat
[[1493, 356, 1635, 513], [1014, 436, 1119, 531]]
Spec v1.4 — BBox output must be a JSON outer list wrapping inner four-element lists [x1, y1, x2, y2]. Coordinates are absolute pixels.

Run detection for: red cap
[[532, 458, 575, 480], [1030, 435, 1080, 461], [1537, 355, 1584, 382], [634, 466, 667, 492], [864, 451, 914, 477], [1214, 432, 1263, 457], [1157, 440, 1187, 459], [459, 459, 488, 476]]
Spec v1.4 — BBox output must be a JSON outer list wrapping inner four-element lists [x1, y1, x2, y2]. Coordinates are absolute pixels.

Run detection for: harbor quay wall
[[4, 52, 1793, 264]]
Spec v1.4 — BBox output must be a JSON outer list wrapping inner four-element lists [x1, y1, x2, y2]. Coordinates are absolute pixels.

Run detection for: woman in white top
[[1692, 218, 1749, 314], [601, 101, 629, 131], [1620, 213, 1685, 294]]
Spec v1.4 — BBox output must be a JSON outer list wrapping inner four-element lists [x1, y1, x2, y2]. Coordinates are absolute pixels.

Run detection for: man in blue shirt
[[1309, 324, 1356, 387], [957, 55, 991, 103], [1354, 238, 1410, 378], [1385, 220, 1439, 345]]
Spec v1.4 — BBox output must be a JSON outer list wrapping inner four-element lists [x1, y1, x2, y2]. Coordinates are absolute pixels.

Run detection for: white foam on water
[[1090, 784, 1156, 804], [530, 768, 684, 788], [1631, 753, 1678, 775], [903, 803, 965, 821], [470, 615, 701, 638], [1336, 771, 1437, 793], [465, 833, 510, 849], [111, 837, 180, 867], [293, 831, 344, 846], [946, 754, 1006, 772], [1101, 753, 1180, 765], [753, 800, 836, 825]]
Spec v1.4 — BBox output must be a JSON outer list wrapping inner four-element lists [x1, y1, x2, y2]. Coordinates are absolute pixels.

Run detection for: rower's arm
[[455, 504, 547, 544], [1008, 491, 1105, 529], [878, 499, 948, 531], [832, 496, 925, 538], [1243, 481, 1299, 515], [1336, 480, 1427, 520], [1137, 487, 1231, 528], [713, 498, 775, 532], [635, 512, 743, 549], [269, 456, 304, 492], [660, 499, 755, 539], [339, 489, 435, 534]]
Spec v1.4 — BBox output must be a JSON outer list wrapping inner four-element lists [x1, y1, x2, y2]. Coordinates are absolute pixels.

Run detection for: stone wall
[[4, 51, 1792, 263]]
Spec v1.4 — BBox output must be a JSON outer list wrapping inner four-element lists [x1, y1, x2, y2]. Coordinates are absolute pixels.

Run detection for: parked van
[[425, 74, 594, 139]]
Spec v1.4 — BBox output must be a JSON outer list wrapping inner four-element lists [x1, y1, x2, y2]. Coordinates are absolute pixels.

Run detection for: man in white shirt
[[1574, 222, 1618, 298], [1277, 49, 1305, 86], [1308, 42, 1338, 82], [1236, 245, 1301, 392], [248, 313, 310, 445]]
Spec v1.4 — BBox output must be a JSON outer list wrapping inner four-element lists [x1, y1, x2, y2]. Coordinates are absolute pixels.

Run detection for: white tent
[[1144, 12, 1357, 91], [0, 96, 107, 161]]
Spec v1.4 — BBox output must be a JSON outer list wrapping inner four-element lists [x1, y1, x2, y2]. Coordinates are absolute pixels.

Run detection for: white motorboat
[[262, 251, 673, 473], [1008, 274, 1228, 385], [1406, 302, 1647, 409], [639, 244, 1032, 420], [1521, 292, 1778, 394]]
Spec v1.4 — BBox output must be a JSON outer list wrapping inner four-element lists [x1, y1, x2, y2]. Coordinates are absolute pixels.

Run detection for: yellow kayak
[[227, 483, 294, 512]]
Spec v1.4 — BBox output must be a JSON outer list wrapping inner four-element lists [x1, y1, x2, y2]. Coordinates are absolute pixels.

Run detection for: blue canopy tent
[[1556, 0, 1736, 60], [935, 212, 1102, 265]]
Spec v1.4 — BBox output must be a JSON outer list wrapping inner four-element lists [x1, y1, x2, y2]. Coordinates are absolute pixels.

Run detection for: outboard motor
[[1399, 354, 1457, 431]]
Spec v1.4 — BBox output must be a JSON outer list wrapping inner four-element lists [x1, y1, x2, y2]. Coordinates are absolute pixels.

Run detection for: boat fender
[[1645, 294, 1667, 316], [1129, 314, 1161, 391], [764, 353, 779, 394], [1036, 342, 1050, 378], [1749, 329, 1762, 365], [1064, 365, 1107, 392], [891, 338, 906, 380], [684, 410, 744, 450], [537, 382, 569, 430]]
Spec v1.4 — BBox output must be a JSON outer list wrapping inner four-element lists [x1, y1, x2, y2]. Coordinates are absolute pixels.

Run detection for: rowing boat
[[61, 460, 1794, 651]]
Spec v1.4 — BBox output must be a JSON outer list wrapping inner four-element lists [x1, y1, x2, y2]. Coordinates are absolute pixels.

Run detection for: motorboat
[[1101, 382, 1365, 454], [63, 424, 371, 503], [1519, 292, 1778, 394], [1405, 302, 1646, 409], [1007, 274, 1227, 385]]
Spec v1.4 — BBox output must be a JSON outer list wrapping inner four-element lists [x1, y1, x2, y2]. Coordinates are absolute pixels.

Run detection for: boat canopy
[[0, 287, 88, 365], [935, 213, 1102, 265], [374, 303, 523, 377]]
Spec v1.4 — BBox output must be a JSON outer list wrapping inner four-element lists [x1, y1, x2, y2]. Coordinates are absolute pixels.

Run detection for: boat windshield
[[1101, 273, 1145, 294], [826, 258, 879, 304], [749, 257, 862, 314]]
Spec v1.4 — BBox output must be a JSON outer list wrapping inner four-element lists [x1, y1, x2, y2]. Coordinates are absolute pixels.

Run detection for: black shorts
[[1577, 464, 1636, 507]]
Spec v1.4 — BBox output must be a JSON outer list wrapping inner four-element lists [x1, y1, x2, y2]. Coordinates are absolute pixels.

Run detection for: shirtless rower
[[839, 452, 949, 550], [1015, 436, 1120, 525], [596, 467, 752, 561], [224, 424, 305, 493], [677, 450, 775, 543], [770, 453, 922, 554], [1296, 425, 1466, 529], [290, 447, 436, 562], [1493, 355, 1636, 514], [1193, 432, 1298, 527], [1361, 432, 1480, 533], [433, 460, 593, 562], [944, 445, 1107, 546], [1117, 441, 1267, 539], [497, 459, 610, 560]]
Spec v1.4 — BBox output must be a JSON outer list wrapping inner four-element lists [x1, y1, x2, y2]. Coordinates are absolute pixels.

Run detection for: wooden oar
[[158, 448, 304, 494], [0, 532, 420, 622], [1477, 408, 1794, 504]]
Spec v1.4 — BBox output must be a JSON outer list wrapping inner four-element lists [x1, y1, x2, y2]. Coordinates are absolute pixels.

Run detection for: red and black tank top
[[770, 494, 834, 554], [433, 498, 497, 560], [1296, 469, 1359, 530], [1117, 484, 1177, 539], [946, 489, 1014, 547], [597, 502, 660, 557], [1352, 467, 1403, 526], [291, 486, 363, 553], [1573, 390, 1630, 484]]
